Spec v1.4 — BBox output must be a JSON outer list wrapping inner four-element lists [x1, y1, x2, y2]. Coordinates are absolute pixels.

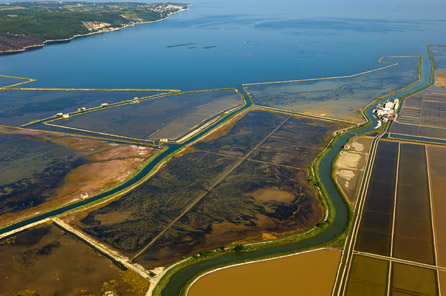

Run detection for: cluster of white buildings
[[372, 99, 399, 128]]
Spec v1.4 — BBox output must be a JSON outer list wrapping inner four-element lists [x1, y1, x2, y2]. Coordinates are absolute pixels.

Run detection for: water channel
[[160, 53, 433, 296]]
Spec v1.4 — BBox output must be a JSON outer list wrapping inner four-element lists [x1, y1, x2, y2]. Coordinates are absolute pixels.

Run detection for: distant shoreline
[[0, 6, 189, 56]]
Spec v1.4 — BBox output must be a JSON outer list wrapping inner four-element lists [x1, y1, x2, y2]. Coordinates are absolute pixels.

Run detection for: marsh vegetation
[[0, 126, 154, 226], [71, 110, 347, 268]]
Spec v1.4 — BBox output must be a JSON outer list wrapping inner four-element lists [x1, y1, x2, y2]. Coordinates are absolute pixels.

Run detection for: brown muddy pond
[[390, 262, 438, 295], [393, 143, 435, 265], [439, 271, 446, 295], [188, 249, 341, 296], [355, 141, 398, 256], [390, 87, 446, 142], [427, 146, 446, 267], [346, 255, 388, 296]]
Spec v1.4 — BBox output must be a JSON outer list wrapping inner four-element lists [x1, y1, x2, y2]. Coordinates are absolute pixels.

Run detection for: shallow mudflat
[[194, 109, 290, 157], [73, 110, 343, 268], [52, 89, 243, 141], [248, 115, 346, 168], [431, 46, 446, 71], [245, 57, 419, 123], [0, 223, 148, 295], [0, 89, 162, 126], [188, 249, 341, 296], [131, 111, 344, 267], [0, 126, 153, 226], [73, 151, 240, 256], [135, 162, 321, 268]]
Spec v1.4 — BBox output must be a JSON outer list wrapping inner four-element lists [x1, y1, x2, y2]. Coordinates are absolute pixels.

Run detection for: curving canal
[[0, 55, 432, 296], [160, 57, 433, 296], [0, 92, 251, 236]]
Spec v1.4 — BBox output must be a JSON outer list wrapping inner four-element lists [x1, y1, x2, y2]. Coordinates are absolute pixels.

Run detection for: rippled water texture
[[1, 0, 446, 90]]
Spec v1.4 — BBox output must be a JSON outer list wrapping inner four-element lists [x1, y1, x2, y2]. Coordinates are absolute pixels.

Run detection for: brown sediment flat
[[0, 223, 148, 296], [0, 157, 146, 226], [0, 126, 153, 226], [88, 144, 152, 161], [51, 158, 146, 202], [49, 136, 114, 152], [390, 262, 438, 295], [427, 146, 446, 267], [335, 136, 372, 203], [252, 188, 294, 203], [434, 70, 446, 87], [345, 255, 388, 296], [188, 249, 341, 296]]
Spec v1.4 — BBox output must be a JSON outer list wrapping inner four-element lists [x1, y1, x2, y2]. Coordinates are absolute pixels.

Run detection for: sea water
[[0, 0, 445, 90]]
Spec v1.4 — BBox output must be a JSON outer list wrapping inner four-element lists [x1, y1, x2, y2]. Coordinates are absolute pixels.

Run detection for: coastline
[[0, 6, 190, 56]]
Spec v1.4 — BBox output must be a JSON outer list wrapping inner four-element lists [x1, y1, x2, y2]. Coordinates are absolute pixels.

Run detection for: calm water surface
[[0, 0, 446, 90]]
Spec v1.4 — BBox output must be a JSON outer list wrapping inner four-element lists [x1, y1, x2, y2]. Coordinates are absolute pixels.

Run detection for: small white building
[[394, 99, 400, 110], [384, 102, 395, 109]]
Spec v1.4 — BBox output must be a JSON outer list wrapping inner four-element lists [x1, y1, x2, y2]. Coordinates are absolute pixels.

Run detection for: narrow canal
[[160, 56, 432, 296], [0, 54, 432, 296], [0, 92, 251, 235]]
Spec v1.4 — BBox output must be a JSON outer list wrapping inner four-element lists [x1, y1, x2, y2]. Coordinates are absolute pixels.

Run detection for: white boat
[[374, 120, 382, 129]]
